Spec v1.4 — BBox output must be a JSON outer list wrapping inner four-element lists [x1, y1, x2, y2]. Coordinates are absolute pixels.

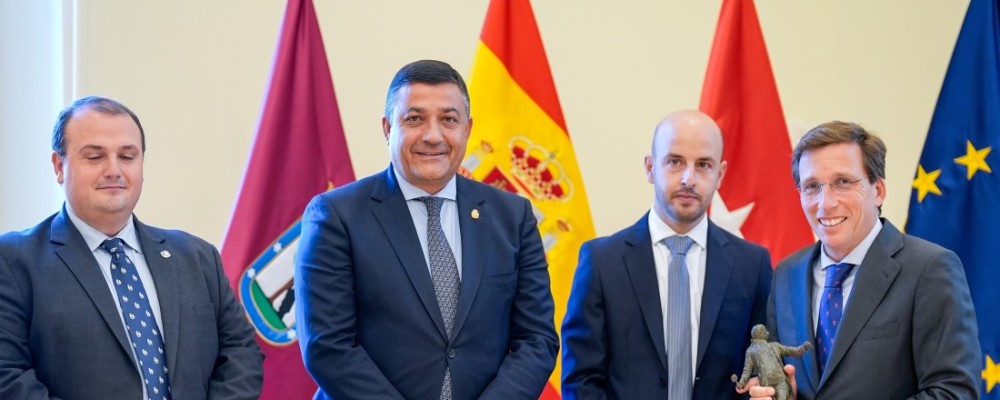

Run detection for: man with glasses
[[744, 121, 979, 400]]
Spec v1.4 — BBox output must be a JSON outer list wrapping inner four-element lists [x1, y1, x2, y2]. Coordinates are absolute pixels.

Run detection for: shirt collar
[[820, 218, 883, 269], [648, 208, 709, 250], [65, 204, 141, 254], [393, 167, 457, 202]]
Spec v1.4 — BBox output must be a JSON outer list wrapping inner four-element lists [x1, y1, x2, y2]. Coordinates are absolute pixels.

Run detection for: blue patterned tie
[[816, 262, 855, 374], [418, 197, 461, 400], [665, 235, 694, 400], [100, 238, 171, 400]]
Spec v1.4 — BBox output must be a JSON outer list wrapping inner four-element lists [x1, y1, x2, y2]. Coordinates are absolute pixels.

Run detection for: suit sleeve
[[206, 245, 265, 400], [294, 195, 405, 399], [750, 248, 772, 334], [0, 250, 61, 400], [478, 199, 559, 399], [765, 261, 780, 344], [560, 241, 610, 400], [909, 251, 979, 400]]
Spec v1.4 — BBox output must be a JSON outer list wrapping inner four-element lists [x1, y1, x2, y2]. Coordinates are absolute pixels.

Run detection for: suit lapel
[[820, 221, 902, 387], [696, 222, 734, 369], [777, 246, 822, 392], [451, 178, 487, 338], [370, 168, 449, 339], [134, 219, 181, 377], [622, 216, 668, 369], [50, 209, 133, 358]]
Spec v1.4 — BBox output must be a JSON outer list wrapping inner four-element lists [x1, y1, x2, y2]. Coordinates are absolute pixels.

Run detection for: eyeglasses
[[797, 177, 865, 196]]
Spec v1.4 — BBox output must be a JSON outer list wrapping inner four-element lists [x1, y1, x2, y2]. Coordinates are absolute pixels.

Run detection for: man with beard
[[561, 109, 772, 400]]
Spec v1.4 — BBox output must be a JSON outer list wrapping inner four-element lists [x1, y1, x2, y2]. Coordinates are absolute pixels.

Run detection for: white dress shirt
[[394, 169, 463, 280], [66, 206, 163, 400], [648, 210, 708, 380], [812, 218, 883, 332]]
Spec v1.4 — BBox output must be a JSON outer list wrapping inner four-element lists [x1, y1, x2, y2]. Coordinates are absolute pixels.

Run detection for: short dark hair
[[52, 96, 145, 158], [791, 121, 886, 186], [383, 60, 470, 122]]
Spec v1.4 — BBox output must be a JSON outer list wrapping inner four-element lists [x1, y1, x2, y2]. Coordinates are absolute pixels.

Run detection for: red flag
[[699, 0, 813, 262], [465, 1, 596, 398], [220, 0, 355, 398]]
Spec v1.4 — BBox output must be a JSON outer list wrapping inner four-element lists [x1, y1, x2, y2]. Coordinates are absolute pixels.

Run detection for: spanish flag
[[463, 0, 595, 398]]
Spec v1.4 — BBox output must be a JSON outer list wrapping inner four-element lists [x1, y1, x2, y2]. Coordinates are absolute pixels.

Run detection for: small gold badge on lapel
[[471, 209, 480, 220], [160, 250, 171, 258]]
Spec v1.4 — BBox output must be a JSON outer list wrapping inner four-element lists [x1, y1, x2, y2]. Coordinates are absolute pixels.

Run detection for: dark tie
[[100, 238, 171, 400], [418, 197, 461, 400], [816, 262, 855, 374], [665, 235, 695, 400]]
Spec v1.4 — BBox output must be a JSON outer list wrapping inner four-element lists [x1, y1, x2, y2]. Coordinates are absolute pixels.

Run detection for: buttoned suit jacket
[[0, 208, 264, 400], [768, 219, 980, 399], [561, 214, 772, 400], [295, 167, 558, 400]]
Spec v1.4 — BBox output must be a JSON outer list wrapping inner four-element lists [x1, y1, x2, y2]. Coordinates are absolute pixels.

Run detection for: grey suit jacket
[[0, 208, 264, 400], [768, 219, 980, 399]]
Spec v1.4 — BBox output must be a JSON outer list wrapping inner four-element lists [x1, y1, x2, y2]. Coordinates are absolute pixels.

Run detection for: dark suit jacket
[[561, 214, 772, 400], [768, 219, 980, 399], [295, 167, 558, 400], [0, 208, 264, 400]]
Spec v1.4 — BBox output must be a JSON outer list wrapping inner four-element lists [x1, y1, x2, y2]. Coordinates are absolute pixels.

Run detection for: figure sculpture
[[732, 324, 813, 400]]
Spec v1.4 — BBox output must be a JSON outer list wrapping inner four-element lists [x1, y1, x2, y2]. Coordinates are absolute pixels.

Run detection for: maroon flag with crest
[[220, 0, 355, 398]]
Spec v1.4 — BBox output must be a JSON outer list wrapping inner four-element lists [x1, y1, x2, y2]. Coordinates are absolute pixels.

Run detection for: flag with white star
[[699, 0, 814, 263], [905, 0, 1000, 396]]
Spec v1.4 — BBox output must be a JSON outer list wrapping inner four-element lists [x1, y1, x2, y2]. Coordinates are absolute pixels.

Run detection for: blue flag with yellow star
[[906, 0, 1000, 396]]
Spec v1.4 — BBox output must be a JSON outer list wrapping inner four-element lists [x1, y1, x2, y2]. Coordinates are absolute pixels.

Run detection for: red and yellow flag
[[700, 0, 812, 262], [220, 0, 355, 398], [463, 0, 595, 398]]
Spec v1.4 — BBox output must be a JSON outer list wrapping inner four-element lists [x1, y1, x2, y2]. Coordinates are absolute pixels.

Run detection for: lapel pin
[[471, 209, 480, 220], [160, 250, 171, 258]]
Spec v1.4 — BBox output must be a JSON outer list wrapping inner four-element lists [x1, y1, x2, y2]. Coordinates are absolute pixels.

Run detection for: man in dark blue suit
[[295, 60, 558, 399], [0, 96, 264, 400], [561, 110, 772, 400]]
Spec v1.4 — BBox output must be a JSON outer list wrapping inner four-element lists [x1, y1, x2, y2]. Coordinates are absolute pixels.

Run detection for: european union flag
[[906, 0, 1000, 397]]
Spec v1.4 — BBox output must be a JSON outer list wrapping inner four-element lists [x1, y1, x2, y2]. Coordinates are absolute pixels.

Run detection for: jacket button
[[448, 348, 456, 358], [658, 378, 667, 388]]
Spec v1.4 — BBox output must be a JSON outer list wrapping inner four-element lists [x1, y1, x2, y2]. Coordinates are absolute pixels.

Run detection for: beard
[[664, 188, 707, 225]]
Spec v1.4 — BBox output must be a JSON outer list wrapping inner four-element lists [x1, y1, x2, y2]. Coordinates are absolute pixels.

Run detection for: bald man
[[561, 110, 772, 400]]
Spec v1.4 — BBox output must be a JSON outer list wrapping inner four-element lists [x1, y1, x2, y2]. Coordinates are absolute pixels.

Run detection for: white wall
[[0, 0, 69, 231], [0, 0, 969, 245]]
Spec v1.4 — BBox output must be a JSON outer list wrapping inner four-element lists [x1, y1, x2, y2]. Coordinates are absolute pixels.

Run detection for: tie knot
[[664, 235, 695, 256], [100, 237, 126, 254], [418, 196, 444, 217], [824, 262, 855, 288]]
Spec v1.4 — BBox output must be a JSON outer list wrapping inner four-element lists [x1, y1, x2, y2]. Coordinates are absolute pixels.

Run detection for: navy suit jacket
[[561, 214, 772, 400], [768, 219, 979, 399], [0, 208, 264, 400], [295, 167, 558, 399]]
